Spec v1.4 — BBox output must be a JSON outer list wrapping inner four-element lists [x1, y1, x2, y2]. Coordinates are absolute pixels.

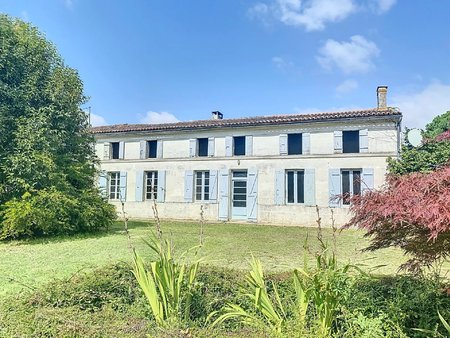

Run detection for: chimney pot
[[211, 111, 223, 120], [377, 86, 388, 109]]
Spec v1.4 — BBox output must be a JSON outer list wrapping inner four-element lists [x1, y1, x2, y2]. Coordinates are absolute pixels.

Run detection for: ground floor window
[[195, 171, 210, 201], [342, 169, 361, 205], [108, 172, 120, 200], [145, 171, 158, 200], [286, 170, 304, 203]]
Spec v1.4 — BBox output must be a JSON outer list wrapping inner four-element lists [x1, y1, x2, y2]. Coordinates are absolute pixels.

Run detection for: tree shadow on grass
[[0, 220, 155, 247]]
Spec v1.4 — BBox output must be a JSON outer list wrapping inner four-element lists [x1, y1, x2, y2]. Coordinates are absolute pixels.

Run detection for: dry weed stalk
[[152, 198, 162, 239], [119, 193, 133, 250], [199, 204, 205, 246]]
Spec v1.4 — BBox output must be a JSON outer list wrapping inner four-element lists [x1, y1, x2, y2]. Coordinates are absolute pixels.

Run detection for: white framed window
[[286, 170, 305, 204], [341, 169, 361, 205], [195, 171, 210, 201], [145, 171, 158, 200], [108, 172, 121, 200]]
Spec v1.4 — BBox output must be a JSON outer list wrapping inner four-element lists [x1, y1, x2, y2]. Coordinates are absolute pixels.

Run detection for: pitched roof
[[91, 107, 401, 134]]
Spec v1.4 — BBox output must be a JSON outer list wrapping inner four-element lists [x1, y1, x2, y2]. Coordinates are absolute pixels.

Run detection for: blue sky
[[2, 0, 450, 128]]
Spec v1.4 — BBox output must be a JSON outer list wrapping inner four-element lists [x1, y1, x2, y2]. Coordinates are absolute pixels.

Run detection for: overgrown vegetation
[[133, 235, 200, 328], [0, 261, 448, 337], [0, 15, 116, 239]]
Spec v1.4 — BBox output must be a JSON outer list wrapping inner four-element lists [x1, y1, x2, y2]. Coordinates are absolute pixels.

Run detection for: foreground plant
[[413, 310, 450, 337], [210, 244, 359, 337], [210, 257, 288, 335], [132, 235, 200, 328]]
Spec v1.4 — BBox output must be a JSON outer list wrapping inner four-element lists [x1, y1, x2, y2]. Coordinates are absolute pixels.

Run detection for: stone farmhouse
[[92, 86, 402, 226]]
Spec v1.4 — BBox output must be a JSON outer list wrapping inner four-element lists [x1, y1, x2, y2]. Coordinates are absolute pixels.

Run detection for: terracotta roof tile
[[91, 107, 401, 134]]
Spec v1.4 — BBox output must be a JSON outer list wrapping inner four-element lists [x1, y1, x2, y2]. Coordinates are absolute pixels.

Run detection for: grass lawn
[[0, 219, 443, 297]]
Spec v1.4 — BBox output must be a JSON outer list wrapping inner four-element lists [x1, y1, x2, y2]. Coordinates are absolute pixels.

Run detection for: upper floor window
[[111, 142, 120, 159], [288, 133, 302, 155], [195, 171, 210, 201], [145, 171, 158, 200], [233, 136, 246, 156], [197, 138, 208, 157], [343, 130, 360, 153], [108, 172, 120, 200], [341, 169, 361, 204], [148, 140, 158, 158], [286, 170, 304, 203]]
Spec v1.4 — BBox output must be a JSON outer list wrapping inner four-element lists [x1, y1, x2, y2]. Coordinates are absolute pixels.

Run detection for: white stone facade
[[93, 109, 401, 227]]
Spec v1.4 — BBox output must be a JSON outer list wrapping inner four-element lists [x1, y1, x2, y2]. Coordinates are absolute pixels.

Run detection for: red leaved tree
[[345, 166, 450, 272]]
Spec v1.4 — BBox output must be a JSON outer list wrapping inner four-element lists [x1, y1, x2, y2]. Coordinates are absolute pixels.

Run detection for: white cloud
[[140, 111, 180, 124], [276, 0, 356, 31], [90, 113, 107, 127], [272, 56, 295, 72], [336, 79, 359, 94], [368, 0, 397, 13], [391, 82, 450, 129], [249, 0, 396, 30], [248, 2, 270, 21], [317, 35, 380, 74]]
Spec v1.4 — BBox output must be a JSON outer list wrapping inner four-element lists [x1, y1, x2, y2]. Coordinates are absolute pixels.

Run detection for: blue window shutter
[[329, 168, 341, 207], [279, 134, 288, 155], [157, 140, 163, 158], [361, 168, 374, 194], [245, 136, 253, 156], [218, 169, 229, 220], [184, 170, 194, 202], [359, 129, 369, 153], [208, 137, 215, 157], [334, 131, 343, 153], [157, 170, 166, 202], [98, 171, 108, 198], [118, 141, 125, 159], [139, 141, 147, 159], [209, 170, 218, 201], [189, 139, 196, 157], [119, 171, 127, 202], [225, 136, 232, 157], [135, 170, 144, 202], [302, 133, 311, 155], [304, 168, 316, 206], [104, 142, 111, 160], [274, 170, 285, 205], [247, 169, 258, 221]]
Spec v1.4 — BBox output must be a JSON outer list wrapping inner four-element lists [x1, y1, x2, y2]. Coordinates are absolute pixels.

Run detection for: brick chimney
[[377, 86, 388, 109], [211, 111, 223, 120]]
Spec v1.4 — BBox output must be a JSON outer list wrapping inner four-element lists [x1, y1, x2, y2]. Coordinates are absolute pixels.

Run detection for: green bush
[[0, 263, 150, 337], [340, 275, 450, 337], [29, 262, 141, 312], [0, 188, 116, 239]]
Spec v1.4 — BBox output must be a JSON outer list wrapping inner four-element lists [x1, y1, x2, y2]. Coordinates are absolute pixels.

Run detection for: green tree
[[0, 15, 116, 239], [388, 111, 450, 175], [423, 111, 450, 138]]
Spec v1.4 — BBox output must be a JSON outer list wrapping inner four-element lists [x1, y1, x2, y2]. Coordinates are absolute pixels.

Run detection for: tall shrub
[[0, 15, 116, 238], [346, 166, 450, 271]]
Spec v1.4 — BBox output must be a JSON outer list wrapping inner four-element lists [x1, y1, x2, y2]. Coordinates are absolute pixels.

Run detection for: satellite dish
[[407, 128, 423, 147]]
